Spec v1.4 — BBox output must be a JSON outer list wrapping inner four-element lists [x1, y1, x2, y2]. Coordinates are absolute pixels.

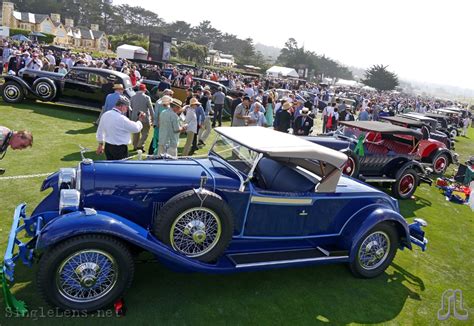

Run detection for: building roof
[[13, 11, 49, 24], [92, 30, 105, 39]]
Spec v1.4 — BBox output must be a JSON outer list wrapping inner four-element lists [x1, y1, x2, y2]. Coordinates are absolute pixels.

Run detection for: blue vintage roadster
[[3, 127, 427, 312]]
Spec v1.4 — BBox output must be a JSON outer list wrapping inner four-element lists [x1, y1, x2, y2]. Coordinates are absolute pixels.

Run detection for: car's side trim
[[250, 196, 313, 205], [234, 255, 349, 268]]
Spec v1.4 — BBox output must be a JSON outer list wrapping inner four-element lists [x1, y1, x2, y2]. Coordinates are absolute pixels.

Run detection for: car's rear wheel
[[432, 153, 449, 175], [391, 168, 418, 199], [1, 81, 25, 103], [37, 235, 134, 312], [349, 223, 398, 278], [341, 150, 360, 177], [449, 129, 457, 138], [33, 79, 57, 101], [154, 190, 234, 262]]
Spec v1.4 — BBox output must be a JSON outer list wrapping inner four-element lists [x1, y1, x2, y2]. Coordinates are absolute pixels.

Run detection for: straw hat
[[161, 95, 172, 105], [113, 84, 124, 90], [189, 97, 200, 106], [282, 102, 292, 110], [301, 107, 310, 115]]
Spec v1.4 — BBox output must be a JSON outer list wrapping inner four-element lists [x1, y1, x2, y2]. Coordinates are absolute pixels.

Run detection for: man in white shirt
[[96, 97, 146, 160]]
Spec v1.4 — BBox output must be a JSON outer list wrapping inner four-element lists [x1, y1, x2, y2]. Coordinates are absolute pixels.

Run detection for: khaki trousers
[[132, 123, 150, 149], [182, 131, 195, 156]]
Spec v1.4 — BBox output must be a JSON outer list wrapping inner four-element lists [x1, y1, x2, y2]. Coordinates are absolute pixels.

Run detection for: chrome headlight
[[76, 163, 82, 191], [59, 168, 76, 189], [59, 189, 80, 213]]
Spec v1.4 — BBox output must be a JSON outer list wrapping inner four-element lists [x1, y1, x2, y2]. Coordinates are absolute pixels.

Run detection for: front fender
[[34, 209, 238, 274], [31, 172, 60, 217], [36, 210, 151, 251], [2, 75, 34, 94], [344, 207, 411, 262]]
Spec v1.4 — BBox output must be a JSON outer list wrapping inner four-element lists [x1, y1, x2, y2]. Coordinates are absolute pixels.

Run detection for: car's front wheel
[[1, 81, 25, 103], [432, 153, 449, 175], [154, 190, 234, 262], [349, 223, 399, 278], [37, 235, 134, 312], [391, 168, 418, 199]]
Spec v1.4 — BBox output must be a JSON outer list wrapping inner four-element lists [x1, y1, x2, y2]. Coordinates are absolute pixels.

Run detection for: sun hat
[[282, 102, 292, 110], [189, 97, 200, 106], [113, 84, 125, 90]]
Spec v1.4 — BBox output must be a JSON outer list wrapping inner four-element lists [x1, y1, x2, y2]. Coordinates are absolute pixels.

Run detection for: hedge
[[9, 28, 56, 44]]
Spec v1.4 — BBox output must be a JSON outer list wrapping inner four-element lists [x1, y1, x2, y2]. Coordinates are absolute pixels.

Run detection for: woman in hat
[[265, 91, 275, 126]]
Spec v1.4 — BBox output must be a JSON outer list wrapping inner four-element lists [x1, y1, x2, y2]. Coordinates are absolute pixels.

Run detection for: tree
[[164, 21, 192, 41], [362, 65, 399, 91], [177, 41, 208, 64], [191, 20, 221, 46]]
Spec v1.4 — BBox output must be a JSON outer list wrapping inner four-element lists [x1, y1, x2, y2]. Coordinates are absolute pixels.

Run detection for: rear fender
[[341, 207, 411, 262], [429, 148, 455, 164], [3, 76, 34, 94]]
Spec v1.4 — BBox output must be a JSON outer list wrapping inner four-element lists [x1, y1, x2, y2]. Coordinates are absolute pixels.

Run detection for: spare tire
[[154, 190, 234, 262], [341, 149, 360, 178], [33, 78, 57, 101]]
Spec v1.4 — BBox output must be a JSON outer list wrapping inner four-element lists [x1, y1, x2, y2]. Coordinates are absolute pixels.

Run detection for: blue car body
[[3, 127, 427, 312]]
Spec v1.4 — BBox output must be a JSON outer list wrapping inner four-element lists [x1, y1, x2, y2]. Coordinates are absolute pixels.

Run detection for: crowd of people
[[1, 38, 471, 161]]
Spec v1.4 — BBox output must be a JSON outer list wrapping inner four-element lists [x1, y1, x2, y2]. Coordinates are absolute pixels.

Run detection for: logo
[[437, 289, 469, 320]]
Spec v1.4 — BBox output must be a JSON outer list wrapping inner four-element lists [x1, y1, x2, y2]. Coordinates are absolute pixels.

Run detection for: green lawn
[[0, 102, 472, 325]]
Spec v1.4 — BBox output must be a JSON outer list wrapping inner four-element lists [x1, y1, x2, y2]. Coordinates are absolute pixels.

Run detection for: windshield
[[210, 134, 260, 174]]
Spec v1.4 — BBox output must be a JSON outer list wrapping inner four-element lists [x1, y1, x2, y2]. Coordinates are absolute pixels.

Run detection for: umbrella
[[11, 34, 31, 42], [29, 32, 46, 37]]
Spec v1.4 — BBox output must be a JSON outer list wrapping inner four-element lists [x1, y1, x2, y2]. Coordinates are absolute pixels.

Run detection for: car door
[[243, 189, 354, 238], [61, 69, 97, 106]]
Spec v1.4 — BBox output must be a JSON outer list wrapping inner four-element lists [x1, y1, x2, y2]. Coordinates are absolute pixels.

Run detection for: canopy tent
[[29, 32, 46, 37], [266, 66, 299, 78], [335, 79, 361, 87], [116, 44, 148, 60], [10, 34, 30, 42], [361, 85, 377, 91]]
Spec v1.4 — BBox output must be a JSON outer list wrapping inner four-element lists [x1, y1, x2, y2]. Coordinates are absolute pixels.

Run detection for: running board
[[359, 175, 397, 183], [228, 247, 349, 268]]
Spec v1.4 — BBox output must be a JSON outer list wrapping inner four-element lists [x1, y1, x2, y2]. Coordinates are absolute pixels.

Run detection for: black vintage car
[[1, 67, 135, 111], [422, 113, 460, 138]]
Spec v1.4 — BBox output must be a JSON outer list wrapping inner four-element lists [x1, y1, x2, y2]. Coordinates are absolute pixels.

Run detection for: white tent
[[335, 79, 361, 87], [266, 66, 299, 78], [116, 44, 148, 60]]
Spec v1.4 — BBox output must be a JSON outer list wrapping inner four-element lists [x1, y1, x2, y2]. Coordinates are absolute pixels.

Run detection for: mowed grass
[[0, 102, 473, 325]]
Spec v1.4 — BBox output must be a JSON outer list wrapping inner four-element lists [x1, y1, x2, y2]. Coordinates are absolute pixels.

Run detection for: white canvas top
[[214, 127, 347, 167]]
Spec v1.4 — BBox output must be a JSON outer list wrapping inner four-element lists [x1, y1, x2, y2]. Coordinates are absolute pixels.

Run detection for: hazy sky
[[115, 0, 473, 90]]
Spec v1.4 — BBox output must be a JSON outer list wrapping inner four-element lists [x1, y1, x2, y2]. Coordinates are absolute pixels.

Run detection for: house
[[0, 1, 108, 51], [206, 49, 235, 67]]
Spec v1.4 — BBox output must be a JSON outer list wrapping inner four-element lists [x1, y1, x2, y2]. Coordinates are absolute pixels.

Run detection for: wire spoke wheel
[[358, 231, 390, 270], [170, 207, 222, 257], [56, 249, 118, 303]]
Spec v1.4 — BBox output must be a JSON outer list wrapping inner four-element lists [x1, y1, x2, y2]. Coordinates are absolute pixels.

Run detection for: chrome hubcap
[[36, 83, 52, 97], [170, 208, 221, 257], [4, 85, 20, 100], [56, 250, 118, 303], [358, 231, 390, 270]]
